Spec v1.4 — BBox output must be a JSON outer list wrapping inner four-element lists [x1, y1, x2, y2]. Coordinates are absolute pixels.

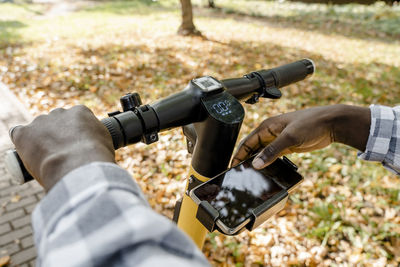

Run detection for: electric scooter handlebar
[[5, 59, 315, 184]]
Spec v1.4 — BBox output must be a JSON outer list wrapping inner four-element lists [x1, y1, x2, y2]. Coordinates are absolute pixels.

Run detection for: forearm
[[329, 104, 371, 151], [32, 162, 209, 267]]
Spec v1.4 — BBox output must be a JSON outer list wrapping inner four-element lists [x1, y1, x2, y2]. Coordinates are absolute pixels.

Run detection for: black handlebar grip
[[101, 117, 124, 150], [5, 150, 34, 184], [258, 59, 315, 88]]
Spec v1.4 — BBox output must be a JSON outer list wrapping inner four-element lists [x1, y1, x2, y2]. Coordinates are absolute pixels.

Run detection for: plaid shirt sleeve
[[32, 162, 210, 267], [358, 104, 400, 175]]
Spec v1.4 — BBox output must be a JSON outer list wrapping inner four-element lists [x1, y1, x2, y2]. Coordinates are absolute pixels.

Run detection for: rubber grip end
[[4, 150, 25, 185], [304, 58, 316, 75]]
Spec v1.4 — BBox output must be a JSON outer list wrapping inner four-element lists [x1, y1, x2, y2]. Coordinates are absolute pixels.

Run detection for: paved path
[[0, 83, 44, 267], [32, 0, 95, 18], [1, 1, 94, 265]]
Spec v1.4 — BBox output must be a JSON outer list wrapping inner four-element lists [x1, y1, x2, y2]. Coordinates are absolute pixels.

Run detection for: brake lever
[[244, 72, 282, 104]]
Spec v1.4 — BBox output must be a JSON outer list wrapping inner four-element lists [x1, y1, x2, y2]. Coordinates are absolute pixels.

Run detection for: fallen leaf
[[328, 164, 342, 173], [0, 255, 11, 267], [10, 195, 21, 203]]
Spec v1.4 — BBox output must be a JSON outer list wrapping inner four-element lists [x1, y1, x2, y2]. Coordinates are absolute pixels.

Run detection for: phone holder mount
[[195, 189, 289, 235], [193, 157, 301, 235]]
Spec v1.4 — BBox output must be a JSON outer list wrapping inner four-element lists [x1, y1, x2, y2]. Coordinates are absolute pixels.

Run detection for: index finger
[[231, 129, 265, 166], [231, 118, 286, 166]]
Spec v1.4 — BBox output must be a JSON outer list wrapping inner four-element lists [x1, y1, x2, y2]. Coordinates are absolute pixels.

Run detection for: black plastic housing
[[191, 91, 244, 177], [191, 157, 303, 235], [195, 189, 288, 234], [247, 190, 288, 231]]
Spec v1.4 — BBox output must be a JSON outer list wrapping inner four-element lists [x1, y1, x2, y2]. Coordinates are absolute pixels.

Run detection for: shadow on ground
[[195, 4, 400, 43]]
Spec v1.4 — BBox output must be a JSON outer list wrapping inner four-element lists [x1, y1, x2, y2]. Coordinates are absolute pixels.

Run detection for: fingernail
[[252, 158, 264, 169]]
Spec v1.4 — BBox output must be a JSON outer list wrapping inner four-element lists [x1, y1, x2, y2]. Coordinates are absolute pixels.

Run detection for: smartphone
[[190, 156, 303, 235]]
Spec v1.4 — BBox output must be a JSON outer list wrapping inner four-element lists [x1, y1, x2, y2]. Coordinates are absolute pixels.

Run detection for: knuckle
[[263, 144, 277, 156], [71, 105, 93, 119], [283, 131, 299, 145], [50, 107, 66, 114], [261, 119, 284, 135], [237, 138, 247, 149], [11, 125, 24, 143], [260, 116, 278, 127], [31, 114, 47, 124], [269, 123, 282, 135], [71, 105, 89, 112]]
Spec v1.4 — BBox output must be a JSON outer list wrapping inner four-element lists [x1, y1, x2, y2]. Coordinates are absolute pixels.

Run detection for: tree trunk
[[178, 0, 201, 36]]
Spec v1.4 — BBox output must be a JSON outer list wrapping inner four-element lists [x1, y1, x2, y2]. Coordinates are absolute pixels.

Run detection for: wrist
[[329, 104, 371, 151]]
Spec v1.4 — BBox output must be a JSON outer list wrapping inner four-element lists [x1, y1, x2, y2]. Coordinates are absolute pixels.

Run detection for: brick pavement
[[0, 82, 44, 267]]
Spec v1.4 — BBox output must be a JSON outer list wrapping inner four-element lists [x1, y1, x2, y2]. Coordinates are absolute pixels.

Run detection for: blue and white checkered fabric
[[32, 162, 210, 267], [358, 104, 400, 175]]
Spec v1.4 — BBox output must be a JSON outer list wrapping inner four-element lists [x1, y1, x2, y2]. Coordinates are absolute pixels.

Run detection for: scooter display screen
[[192, 157, 301, 229]]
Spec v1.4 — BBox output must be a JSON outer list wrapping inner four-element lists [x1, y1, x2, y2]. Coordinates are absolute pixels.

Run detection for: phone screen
[[192, 157, 302, 230]]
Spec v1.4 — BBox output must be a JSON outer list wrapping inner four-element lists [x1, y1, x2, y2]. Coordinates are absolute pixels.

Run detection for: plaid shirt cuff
[[32, 162, 149, 243], [358, 105, 400, 175], [359, 105, 394, 162]]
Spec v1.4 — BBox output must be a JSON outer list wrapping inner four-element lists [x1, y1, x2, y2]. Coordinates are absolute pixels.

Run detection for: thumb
[[252, 132, 297, 169]]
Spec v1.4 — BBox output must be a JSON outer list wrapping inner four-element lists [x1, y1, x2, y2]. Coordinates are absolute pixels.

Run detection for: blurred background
[[0, 0, 399, 266]]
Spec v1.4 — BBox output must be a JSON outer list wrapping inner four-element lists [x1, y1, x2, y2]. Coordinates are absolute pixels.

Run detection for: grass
[[1, 0, 400, 265], [0, 3, 45, 47], [0, 0, 179, 47], [193, 0, 400, 38], [83, 0, 177, 15]]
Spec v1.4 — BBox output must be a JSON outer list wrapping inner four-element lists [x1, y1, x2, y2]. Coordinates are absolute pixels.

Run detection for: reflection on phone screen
[[193, 160, 283, 229]]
